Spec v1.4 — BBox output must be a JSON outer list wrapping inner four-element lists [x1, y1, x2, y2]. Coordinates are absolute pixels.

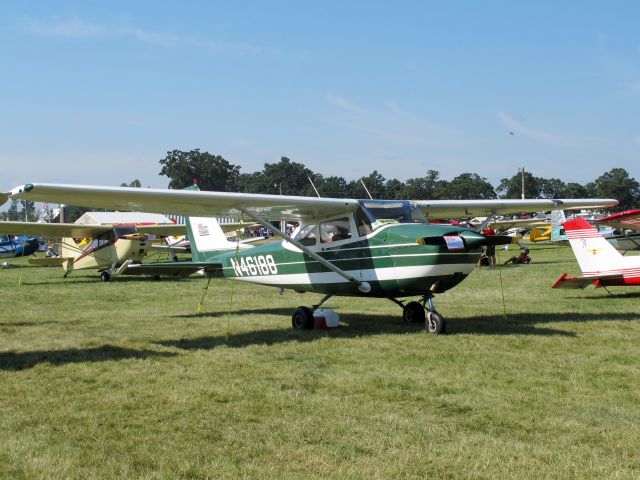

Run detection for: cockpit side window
[[320, 217, 352, 243], [294, 224, 318, 246]]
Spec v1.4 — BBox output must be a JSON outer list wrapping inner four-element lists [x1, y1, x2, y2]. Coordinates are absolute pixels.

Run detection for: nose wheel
[[396, 296, 446, 334]]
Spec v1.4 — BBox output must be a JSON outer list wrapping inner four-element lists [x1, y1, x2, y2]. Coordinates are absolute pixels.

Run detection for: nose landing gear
[[393, 295, 446, 334]]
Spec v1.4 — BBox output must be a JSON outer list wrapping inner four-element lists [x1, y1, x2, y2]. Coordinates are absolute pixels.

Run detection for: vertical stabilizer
[[564, 218, 622, 274], [186, 216, 235, 262]]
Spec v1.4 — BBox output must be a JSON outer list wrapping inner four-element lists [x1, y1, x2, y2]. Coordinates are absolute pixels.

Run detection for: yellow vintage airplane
[[0, 220, 185, 281]]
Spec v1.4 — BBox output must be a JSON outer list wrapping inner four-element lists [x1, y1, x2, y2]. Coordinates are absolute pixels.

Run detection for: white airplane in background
[[553, 217, 640, 289]]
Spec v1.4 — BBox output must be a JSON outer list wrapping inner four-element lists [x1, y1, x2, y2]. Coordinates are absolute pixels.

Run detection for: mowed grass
[[1, 244, 639, 479]]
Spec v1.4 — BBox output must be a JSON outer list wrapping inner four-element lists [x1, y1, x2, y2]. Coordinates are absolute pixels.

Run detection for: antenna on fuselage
[[307, 176, 321, 198], [360, 180, 373, 200]]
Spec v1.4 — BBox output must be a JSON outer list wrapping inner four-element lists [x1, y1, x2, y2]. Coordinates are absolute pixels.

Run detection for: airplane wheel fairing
[[292, 306, 314, 330], [426, 311, 445, 334], [403, 301, 425, 323], [100, 271, 111, 282]]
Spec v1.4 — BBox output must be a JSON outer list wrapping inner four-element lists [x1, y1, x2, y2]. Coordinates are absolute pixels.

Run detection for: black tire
[[291, 306, 314, 330], [402, 301, 425, 323], [100, 271, 111, 282], [426, 311, 445, 334]]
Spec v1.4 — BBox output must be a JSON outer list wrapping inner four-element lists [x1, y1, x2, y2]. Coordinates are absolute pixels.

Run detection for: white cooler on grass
[[313, 309, 339, 328]]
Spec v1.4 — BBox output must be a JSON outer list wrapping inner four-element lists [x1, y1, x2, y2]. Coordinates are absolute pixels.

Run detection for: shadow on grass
[[0, 345, 177, 371], [156, 309, 640, 351], [566, 291, 640, 299], [0, 321, 58, 327]]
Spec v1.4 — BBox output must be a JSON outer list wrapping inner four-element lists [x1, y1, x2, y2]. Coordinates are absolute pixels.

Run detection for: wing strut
[[238, 207, 371, 293]]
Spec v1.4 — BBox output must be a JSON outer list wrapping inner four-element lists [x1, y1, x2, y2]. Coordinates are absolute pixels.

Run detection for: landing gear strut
[[391, 295, 446, 334], [424, 296, 445, 334]]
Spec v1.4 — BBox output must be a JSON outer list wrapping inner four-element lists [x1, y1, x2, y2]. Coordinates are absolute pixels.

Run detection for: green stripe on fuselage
[[201, 223, 483, 297]]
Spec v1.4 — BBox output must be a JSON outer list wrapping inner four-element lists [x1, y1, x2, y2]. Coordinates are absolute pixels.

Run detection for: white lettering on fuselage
[[230, 255, 278, 277]]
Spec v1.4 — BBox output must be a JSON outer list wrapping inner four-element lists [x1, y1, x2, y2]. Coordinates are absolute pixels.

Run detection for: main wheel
[[402, 301, 425, 323], [292, 306, 314, 330], [100, 271, 111, 282], [426, 311, 445, 334]]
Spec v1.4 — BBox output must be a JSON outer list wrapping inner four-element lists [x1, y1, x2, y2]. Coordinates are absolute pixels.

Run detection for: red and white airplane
[[552, 217, 640, 289]]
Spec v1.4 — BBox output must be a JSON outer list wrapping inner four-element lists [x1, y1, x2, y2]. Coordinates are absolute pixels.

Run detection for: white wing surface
[[8, 184, 359, 221], [0, 221, 112, 238], [416, 199, 618, 218], [7, 183, 618, 221]]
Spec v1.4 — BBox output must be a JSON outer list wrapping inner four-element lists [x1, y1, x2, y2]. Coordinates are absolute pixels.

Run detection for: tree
[[349, 171, 387, 199], [20, 200, 36, 222], [4, 199, 20, 221], [563, 182, 588, 198], [538, 178, 567, 199], [314, 175, 350, 198], [403, 170, 448, 199], [446, 173, 496, 199], [384, 178, 405, 199], [591, 168, 639, 210], [497, 171, 541, 199], [159, 149, 240, 191], [260, 157, 315, 196], [120, 179, 142, 188]]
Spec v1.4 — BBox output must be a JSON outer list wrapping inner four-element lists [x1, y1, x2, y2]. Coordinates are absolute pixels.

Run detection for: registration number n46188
[[230, 255, 278, 277]]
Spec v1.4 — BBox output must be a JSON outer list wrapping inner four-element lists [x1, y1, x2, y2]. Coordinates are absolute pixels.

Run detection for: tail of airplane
[[185, 216, 245, 262], [552, 217, 633, 289], [550, 210, 568, 242], [564, 218, 623, 274]]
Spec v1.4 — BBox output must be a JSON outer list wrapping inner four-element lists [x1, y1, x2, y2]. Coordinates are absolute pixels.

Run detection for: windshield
[[358, 200, 427, 230]]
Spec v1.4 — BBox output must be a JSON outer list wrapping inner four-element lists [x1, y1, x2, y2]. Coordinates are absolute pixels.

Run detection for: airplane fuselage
[[0, 235, 38, 258], [208, 223, 484, 298]]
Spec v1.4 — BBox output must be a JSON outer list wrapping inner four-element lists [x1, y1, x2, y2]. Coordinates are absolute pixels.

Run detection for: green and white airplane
[[4, 183, 617, 333]]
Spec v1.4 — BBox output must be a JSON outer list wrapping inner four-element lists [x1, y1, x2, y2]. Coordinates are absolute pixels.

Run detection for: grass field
[[1, 244, 639, 479]]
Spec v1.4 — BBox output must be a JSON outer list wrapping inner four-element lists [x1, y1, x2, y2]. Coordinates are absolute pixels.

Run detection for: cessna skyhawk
[[4, 183, 617, 333]]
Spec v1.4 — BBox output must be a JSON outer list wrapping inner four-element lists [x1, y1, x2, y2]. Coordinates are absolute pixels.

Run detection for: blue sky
[[1, 1, 639, 192]]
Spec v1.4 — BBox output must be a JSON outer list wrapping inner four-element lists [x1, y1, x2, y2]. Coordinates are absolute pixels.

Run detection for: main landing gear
[[291, 294, 333, 330], [392, 295, 446, 334]]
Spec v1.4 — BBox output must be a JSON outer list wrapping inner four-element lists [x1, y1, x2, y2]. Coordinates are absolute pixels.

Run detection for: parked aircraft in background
[[4, 182, 617, 333], [595, 210, 640, 251], [0, 233, 39, 258], [0, 220, 184, 281], [553, 218, 640, 289]]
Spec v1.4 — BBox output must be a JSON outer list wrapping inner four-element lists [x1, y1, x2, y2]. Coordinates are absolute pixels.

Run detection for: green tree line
[[160, 149, 640, 210]]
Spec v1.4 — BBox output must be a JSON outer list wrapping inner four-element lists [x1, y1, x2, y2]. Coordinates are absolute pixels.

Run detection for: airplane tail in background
[[563, 218, 622, 274], [550, 210, 568, 242]]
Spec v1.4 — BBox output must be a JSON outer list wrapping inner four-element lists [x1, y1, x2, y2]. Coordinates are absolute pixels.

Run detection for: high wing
[[415, 199, 617, 218], [0, 221, 112, 238], [7, 183, 618, 221], [8, 184, 359, 221], [595, 209, 640, 231]]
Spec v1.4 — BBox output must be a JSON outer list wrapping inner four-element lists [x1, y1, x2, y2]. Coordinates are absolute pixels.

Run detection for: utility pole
[[518, 167, 525, 199]]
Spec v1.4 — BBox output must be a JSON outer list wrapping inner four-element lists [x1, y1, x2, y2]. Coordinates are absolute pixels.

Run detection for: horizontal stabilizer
[[552, 272, 623, 289], [28, 257, 70, 267]]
